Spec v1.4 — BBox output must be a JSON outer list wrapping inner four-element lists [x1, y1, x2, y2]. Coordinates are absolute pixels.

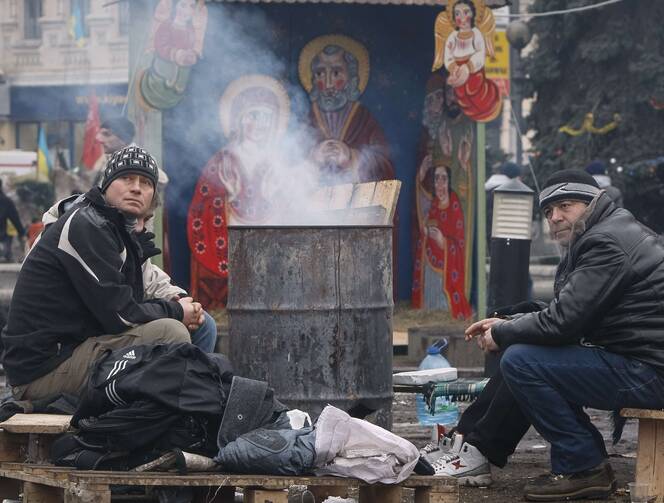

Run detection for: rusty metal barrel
[[227, 225, 393, 427]]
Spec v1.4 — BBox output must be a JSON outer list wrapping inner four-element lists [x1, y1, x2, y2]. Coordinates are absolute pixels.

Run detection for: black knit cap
[[100, 117, 135, 144], [100, 146, 159, 193], [539, 169, 601, 209]]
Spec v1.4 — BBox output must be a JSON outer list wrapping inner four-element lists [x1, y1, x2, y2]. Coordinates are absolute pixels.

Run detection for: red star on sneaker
[[452, 460, 466, 470]]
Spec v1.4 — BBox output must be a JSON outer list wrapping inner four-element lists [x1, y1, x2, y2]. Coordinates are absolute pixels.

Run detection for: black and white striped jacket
[[1, 188, 183, 386]]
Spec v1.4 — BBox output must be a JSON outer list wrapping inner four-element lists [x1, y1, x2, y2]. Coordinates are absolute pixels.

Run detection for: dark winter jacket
[[492, 192, 664, 375], [1, 188, 183, 386]]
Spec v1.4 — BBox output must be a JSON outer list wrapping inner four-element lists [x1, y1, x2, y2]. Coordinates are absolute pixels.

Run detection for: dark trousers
[[456, 365, 530, 467], [501, 344, 664, 474]]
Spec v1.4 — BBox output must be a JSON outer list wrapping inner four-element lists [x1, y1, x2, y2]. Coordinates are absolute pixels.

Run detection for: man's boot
[[523, 461, 617, 501]]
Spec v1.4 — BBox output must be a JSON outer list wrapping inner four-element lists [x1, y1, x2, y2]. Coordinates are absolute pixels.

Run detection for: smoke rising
[[157, 3, 392, 227]]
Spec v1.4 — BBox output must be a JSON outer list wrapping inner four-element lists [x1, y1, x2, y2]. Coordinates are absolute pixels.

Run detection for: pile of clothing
[[49, 342, 426, 484]]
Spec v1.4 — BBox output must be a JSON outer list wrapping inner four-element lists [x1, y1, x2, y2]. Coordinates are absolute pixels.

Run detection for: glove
[[135, 230, 161, 261]]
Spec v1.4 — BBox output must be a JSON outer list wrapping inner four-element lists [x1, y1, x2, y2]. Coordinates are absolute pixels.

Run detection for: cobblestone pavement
[[393, 393, 637, 503]]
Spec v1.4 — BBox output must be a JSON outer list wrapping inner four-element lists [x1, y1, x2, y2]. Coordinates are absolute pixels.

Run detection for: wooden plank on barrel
[[0, 414, 72, 434], [371, 180, 401, 223], [327, 184, 354, 210], [310, 185, 333, 211], [350, 182, 377, 209]]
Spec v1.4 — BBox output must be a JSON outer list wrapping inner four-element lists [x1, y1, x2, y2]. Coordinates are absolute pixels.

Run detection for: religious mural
[[157, 4, 474, 302], [187, 75, 290, 309], [432, 0, 501, 123], [298, 35, 395, 185], [412, 71, 474, 320], [139, 0, 209, 110]]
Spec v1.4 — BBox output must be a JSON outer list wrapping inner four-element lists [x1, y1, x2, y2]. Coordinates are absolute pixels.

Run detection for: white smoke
[[159, 4, 392, 227]]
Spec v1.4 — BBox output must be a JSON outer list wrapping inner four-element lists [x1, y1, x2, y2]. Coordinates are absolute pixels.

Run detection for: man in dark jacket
[[0, 179, 25, 262], [463, 169, 664, 501], [2, 146, 203, 401]]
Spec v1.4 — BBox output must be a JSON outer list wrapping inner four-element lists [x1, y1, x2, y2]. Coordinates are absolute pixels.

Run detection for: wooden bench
[[621, 408, 664, 502], [0, 414, 459, 503]]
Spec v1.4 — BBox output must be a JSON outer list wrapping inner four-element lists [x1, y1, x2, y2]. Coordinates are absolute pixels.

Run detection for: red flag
[[80, 91, 102, 170]]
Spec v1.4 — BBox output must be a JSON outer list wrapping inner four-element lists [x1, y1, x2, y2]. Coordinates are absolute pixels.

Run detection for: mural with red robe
[[432, 0, 501, 123], [412, 71, 474, 320], [187, 75, 290, 309]]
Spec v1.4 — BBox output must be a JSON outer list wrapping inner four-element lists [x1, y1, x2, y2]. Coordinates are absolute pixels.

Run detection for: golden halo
[[219, 74, 290, 139], [298, 34, 370, 94], [445, 0, 488, 26]]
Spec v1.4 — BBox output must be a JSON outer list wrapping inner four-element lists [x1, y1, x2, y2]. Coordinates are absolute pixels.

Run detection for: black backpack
[[51, 400, 219, 471]]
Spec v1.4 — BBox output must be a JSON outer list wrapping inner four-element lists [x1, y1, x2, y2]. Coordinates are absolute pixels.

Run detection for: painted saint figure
[[139, 0, 208, 110], [412, 163, 472, 319], [298, 35, 395, 185], [187, 75, 290, 309], [432, 0, 501, 123]]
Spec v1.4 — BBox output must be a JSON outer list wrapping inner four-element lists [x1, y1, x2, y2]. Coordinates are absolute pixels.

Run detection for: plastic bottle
[[415, 339, 460, 426]]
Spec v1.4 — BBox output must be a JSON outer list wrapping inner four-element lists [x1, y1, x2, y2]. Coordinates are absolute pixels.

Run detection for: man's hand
[[315, 140, 352, 168], [464, 317, 502, 341], [476, 327, 500, 353], [178, 297, 204, 331]]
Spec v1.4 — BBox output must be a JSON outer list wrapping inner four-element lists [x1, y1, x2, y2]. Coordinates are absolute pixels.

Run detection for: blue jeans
[[189, 312, 217, 353], [501, 344, 664, 474]]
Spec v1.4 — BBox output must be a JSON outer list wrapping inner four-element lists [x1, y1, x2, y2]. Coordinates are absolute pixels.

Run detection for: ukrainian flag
[[37, 127, 51, 181], [69, 3, 85, 47]]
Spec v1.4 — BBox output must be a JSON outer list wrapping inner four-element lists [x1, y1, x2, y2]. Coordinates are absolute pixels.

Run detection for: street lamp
[[485, 177, 534, 376]]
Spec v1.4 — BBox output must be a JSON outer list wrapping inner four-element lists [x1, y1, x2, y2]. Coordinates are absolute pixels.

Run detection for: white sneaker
[[432, 442, 492, 486], [419, 433, 459, 464]]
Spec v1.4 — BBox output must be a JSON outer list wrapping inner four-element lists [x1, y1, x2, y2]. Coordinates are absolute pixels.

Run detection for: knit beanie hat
[[100, 146, 159, 193], [539, 169, 601, 209], [500, 162, 522, 179], [100, 117, 135, 144]]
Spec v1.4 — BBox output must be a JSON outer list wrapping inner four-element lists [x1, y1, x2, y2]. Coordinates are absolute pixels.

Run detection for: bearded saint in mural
[[412, 72, 474, 319], [187, 75, 290, 309], [298, 34, 395, 185], [432, 0, 501, 123]]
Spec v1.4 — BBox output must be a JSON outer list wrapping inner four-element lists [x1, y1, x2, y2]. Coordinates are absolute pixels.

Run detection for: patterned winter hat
[[539, 169, 600, 209], [100, 145, 159, 193]]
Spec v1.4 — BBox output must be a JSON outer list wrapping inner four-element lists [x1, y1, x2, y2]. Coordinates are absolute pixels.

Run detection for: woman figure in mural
[[432, 0, 501, 123], [139, 0, 208, 110], [187, 75, 290, 309], [412, 159, 473, 320]]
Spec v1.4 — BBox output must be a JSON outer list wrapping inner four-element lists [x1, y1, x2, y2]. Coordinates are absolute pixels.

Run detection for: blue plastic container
[[416, 339, 459, 426]]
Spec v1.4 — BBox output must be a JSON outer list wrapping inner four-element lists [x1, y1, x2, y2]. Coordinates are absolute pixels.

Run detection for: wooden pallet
[[0, 462, 458, 503], [0, 414, 458, 503], [621, 408, 664, 503]]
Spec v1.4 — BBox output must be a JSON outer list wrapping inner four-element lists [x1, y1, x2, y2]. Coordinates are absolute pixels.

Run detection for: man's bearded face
[[312, 51, 351, 112]]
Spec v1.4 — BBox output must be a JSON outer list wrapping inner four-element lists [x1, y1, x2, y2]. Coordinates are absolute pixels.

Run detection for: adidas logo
[[123, 350, 136, 359]]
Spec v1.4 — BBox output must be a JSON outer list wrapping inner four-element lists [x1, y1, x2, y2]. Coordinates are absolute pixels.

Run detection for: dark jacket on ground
[[1, 188, 183, 386], [492, 192, 664, 375], [0, 191, 25, 238]]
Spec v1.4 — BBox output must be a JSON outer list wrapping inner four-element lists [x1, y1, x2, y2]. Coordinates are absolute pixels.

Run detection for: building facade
[[0, 0, 129, 169]]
